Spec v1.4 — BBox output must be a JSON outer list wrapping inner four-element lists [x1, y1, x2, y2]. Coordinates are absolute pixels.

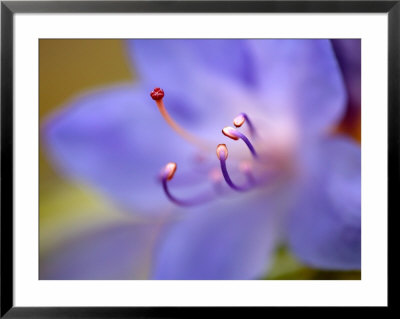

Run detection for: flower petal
[[43, 84, 202, 213], [247, 39, 346, 134], [40, 221, 165, 279], [126, 40, 262, 138], [127, 39, 254, 89], [152, 191, 280, 279], [288, 136, 361, 270], [331, 39, 361, 123]]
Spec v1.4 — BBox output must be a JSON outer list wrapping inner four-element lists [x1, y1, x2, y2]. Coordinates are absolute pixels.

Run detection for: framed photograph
[[1, 0, 394, 316]]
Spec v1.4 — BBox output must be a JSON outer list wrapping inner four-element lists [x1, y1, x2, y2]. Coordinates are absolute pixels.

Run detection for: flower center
[[150, 88, 296, 207]]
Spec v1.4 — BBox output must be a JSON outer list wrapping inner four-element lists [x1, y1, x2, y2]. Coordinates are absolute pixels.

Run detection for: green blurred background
[[39, 39, 361, 280]]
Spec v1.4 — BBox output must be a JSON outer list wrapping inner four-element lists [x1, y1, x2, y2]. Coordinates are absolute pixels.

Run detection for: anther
[[222, 127, 240, 140], [150, 88, 209, 151], [233, 112, 256, 137], [216, 143, 228, 160], [222, 126, 258, 158], [163, 162, 177, 181], [233, 114, 245, 127]]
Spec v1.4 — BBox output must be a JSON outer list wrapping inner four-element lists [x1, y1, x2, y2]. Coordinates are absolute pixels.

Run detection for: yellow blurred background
[[39, 40, 137, 254], [40, 39, 134, 189]]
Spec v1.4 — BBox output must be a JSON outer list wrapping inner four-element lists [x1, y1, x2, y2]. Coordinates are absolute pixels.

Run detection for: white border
[[14, 13, 388, 306]]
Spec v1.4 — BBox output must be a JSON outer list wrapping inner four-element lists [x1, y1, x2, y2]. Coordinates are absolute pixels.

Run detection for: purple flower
[[41, 39, 361, 279]]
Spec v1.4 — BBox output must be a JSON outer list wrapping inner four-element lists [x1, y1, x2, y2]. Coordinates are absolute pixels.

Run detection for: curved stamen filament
[[151, 88, 209, 151], [233, 112, 257, 137], [216, 144, 253, 192], [222, 126, 258, 158], [160, 162, 216, 206]]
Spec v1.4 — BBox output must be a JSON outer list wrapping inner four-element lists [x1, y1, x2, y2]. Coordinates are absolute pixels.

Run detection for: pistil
[[151, 88, 209, 151]]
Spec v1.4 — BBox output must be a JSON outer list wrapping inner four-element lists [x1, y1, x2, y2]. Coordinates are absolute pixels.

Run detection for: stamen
[[233, 112, 257, 137], [216, 144, 251, 192], [160, 162, 215, 206], [222, 127, 258, 158], [150, 88, 208, 150]]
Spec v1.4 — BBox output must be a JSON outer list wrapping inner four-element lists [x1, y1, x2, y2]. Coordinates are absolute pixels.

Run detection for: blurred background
[[39, 39, 361, 280]]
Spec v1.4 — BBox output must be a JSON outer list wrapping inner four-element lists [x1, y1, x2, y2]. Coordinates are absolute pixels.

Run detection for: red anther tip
[[150, 87, 164, 100]]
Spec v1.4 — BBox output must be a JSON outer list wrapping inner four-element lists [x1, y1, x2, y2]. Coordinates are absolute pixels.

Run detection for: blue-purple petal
[[331, 39, 361, 123], [152, 192, 280, 279], [43, 84, 202, 213], [40, 221, 164, 279], [287, 136, 361, 269], [246, 39, 346, 134], [126, 40, 259, 139], [126, 39, 254, 89], [126, 39, 346, 140]]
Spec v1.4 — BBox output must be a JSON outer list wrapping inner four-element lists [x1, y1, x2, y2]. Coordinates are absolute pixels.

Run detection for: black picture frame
[[1, 1, 395, 317]]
